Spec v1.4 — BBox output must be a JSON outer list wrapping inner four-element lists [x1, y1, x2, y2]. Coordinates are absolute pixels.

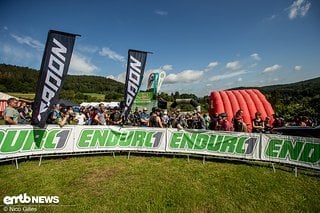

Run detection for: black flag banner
[[31, 30, 79, 128], [123, 49, 149, 121]]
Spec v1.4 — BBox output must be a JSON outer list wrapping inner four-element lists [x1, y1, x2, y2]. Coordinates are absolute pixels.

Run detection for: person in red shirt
[[218, 112, 231, 131]]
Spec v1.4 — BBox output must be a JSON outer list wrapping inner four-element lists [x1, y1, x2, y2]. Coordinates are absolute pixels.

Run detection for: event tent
[[0, 92, 15, 117]]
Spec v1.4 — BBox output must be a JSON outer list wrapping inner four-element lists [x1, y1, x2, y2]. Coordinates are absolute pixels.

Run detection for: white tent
[[80, 102, 120, 109], [0, 92, 16, 116], [0, 92, 14, 101]]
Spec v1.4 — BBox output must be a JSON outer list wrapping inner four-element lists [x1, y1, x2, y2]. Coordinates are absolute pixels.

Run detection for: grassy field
[[83, 93, 105, 100], [1, 155, 320, 212], [6, 93, 105, 101], [7, 92, 35, 100]]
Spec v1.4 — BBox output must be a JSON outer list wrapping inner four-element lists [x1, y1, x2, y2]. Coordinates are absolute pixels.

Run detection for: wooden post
[[39, 155, 43, 166]]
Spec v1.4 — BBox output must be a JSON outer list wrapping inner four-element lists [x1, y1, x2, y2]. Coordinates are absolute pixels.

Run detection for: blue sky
[[0, 0, 319, 96]]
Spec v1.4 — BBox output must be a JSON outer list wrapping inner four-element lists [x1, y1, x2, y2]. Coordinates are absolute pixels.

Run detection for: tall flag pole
[[31, 30, 80, 128], [123, 49, 150, 121]]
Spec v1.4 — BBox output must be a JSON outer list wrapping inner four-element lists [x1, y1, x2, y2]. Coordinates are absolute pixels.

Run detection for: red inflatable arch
[[209, 89, 275, 132]]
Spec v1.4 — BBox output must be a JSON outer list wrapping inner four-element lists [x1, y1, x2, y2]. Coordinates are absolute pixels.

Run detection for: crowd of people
[[3, 98, 32, 125], [2, 98, 317, 133]]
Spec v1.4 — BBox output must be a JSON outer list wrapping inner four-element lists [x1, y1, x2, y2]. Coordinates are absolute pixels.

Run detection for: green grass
[[6, 92, 105, 101], [7, 92, 35, 100], [1, 155, 320, 212], [83, 93, 105, 100]]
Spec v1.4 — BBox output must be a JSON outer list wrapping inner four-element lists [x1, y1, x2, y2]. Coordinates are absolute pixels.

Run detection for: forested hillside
[[0, 63, 125, 102], [260, 77, 320, 119]]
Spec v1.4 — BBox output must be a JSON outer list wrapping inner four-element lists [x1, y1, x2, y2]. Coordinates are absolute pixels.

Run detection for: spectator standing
[[110, 107, 122, 125], [203, 114, 211, 129], [209, 113, 220, 130], [128, 111, 135, 125], [264, 117, 272, 133], [105, 108, 111, 125], [18, 101, 27, 124], [162, 111, 170, 128], [67, 106, 75, 124], [133, 108, 140, 126], [95, 103, 107, 125], [252, 112, 265, 133], [149, 108, 163, 128], [4, 98, 19, 125], [75, 110, 87, 125], [90, 108, 99, 125], [299, 116, 307, 127], [47, 104, 61, 124], [57, 108, 69, 127], [233, 109, 248, 132], [272, 113, 285, 128], [218, 113, 231, 131], [86, 106, 94, 125], [139, 107, 150, 127], [196, 112, 206, 129], [176, 112, 188, 130]]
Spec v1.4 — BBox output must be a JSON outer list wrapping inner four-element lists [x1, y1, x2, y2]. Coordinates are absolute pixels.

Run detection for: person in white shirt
[[75, 111, 87, 125]]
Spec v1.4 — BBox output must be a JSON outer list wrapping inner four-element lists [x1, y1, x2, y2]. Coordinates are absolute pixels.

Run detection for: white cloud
[[78, 45, 99, 54], [267, 14, 277, 21], [288, 0, 311, 19], [154, 10, 168, 16], [1, 44, 34, 61], [4, 26, 8, 30], [207, 61, 219, 68], [99, 47, 125, 63], [106, 75, 115, 79], [238, 77, 243, 82], [69, 53, 98, 75], [204, 61, 219, 72], [162, 64, 173, 71], [226, 61, 241, 70], [165, 70, 204, 84], [294, 65, 302, 71], [250, 53, 261, 61], [10, 34, 44, 50], [262, 64, 281, 73], [209, 70, 247, 82]]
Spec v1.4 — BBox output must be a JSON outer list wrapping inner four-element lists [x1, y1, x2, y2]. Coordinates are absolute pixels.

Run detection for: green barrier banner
[[166, 129, 260, 160], [1, 125, 320, 170], [262, 134, 320, 169], [0, 125, 74, 159], [75, 126, 166, 152]]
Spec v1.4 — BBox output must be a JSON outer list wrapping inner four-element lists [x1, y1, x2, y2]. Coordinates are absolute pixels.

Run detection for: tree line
[[0, 63, 124, 103]]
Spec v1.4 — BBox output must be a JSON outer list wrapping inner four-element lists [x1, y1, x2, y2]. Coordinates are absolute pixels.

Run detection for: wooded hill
[[0, 63, 124, 102], [0, 63, 319, 119]]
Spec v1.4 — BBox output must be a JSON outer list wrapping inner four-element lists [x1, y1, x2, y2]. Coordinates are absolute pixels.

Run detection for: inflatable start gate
[[209, 89, 275, 132]]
